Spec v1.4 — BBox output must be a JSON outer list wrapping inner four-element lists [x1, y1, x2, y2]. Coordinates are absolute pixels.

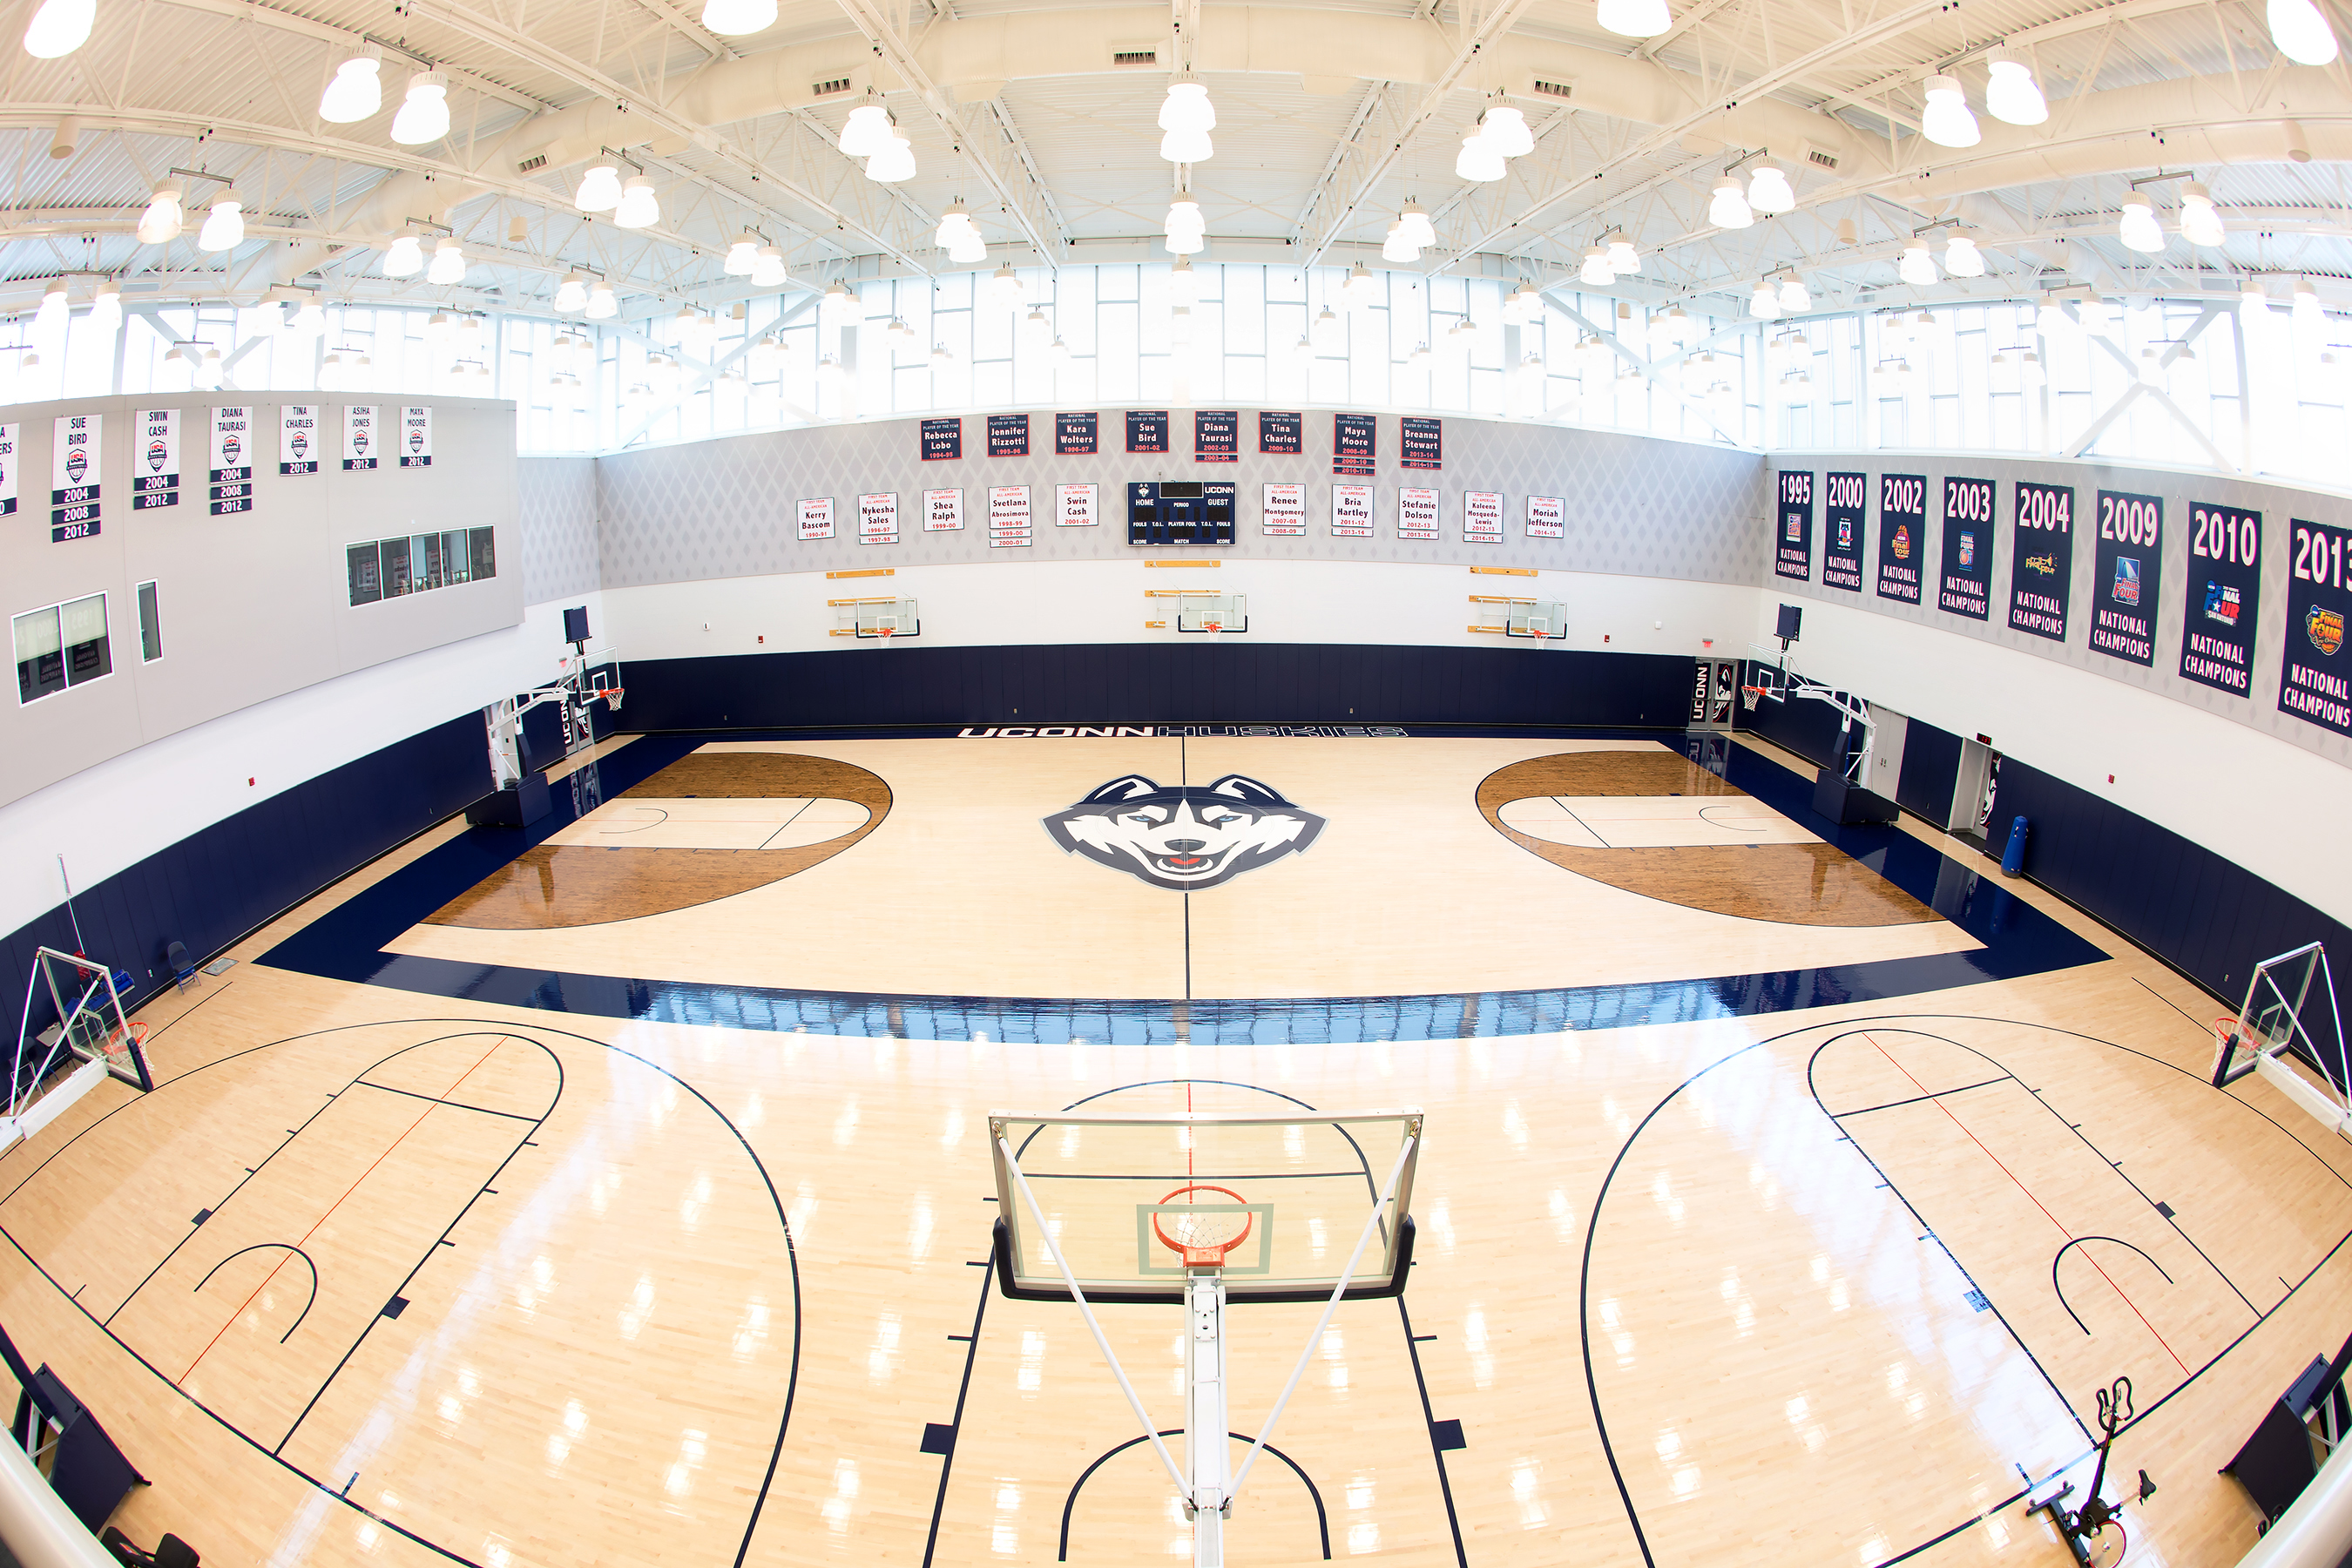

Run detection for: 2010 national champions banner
[[2180, 501, 2261, 694], [2280, 516, 2352, 735]]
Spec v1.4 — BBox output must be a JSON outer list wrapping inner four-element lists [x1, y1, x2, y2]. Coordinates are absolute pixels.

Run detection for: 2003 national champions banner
[[2280, 516, 2352, 735]]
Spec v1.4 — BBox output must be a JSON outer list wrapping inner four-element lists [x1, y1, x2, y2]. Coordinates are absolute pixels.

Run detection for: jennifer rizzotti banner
[[1331, 483, 1374, 537], [1057, 483, 1098, 528], [923, 488, 963, 531], [133, 409, 179, 511], [1263, 483, 1306, 536], [0, 422, 17, 517], [280, 404, 320, 475], [797, 496, 835, 540], [342, 405, 378, 470], [51, 413, 99, 542], [1525, 494, 1564, 538], [858, 493, 897, 544], [400, 405, 433, 467]]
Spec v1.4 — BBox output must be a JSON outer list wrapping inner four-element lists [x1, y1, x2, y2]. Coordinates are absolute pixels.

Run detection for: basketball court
[[0, 729, 2341, 1567]]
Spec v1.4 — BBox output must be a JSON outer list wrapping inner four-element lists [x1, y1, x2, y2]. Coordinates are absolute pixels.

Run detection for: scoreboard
[[1126, 479, 1235, 546]]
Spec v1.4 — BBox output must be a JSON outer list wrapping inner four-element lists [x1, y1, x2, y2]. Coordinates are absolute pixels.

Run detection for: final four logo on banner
[[1877, 473, 1925, 604], [1937, 476, 1995, 620], [1821, 472, 1865, 591], [2007, 481, 2074, 642], [134, 409, 180, 510], [1774, 470, 1814, 582], [2181, 502, 2261, 694], [2280, 517, 2351, 735], [2090, 491, 2162, 667]]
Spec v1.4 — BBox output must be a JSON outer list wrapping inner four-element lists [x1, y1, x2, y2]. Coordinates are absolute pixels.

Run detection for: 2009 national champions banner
[[2090, 490, 2162, 666], [2280, 516, 2352, 735]]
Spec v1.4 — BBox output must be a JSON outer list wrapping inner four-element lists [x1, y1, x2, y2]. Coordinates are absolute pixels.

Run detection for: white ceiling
[[4, 0, 2352, 324]]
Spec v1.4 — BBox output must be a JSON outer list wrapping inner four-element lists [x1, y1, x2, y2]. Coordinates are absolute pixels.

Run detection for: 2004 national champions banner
[[2006, 481, 2073, 642], [2279, 516, 2352, 735]]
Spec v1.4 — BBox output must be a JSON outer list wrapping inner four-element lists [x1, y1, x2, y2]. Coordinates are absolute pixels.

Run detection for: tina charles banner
[[2180, 501, 2262, 695], [1821, 471, 1865, 591], [1937, 476, 1995, 620], [1876, 473, 1925, 604], [2006, 481, 2074, 642], [2280, 516, 2352, 735], [1774, 470, 1814, 582], [2089, 490, 2162, 666]]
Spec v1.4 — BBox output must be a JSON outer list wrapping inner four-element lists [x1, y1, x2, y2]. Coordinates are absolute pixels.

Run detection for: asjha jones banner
[[342, 404, 378, 470], [2006, 480, 2074, 642], [1821, 471, 1865, 591], [1936, 475, 1995, 620], [2279, 516, 2352, 735], [1774, 470, 1813, 582], [2180, 500, 2261, 695], [1876, 472, 1925, 604], [2089, 490, 2162, 666]]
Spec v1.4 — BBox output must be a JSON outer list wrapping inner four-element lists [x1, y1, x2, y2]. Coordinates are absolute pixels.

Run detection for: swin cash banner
[[2180, 502, 2263, 695], [2006, 481, 2074, 642], [2280, 517, 2352, 736]]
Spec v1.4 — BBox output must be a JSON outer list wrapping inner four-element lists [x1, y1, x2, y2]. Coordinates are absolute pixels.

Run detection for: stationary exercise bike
[[2028, 1377, 2156, 1566]]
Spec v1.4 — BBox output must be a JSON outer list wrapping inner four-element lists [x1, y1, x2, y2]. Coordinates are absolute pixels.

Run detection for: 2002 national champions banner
[[1876, 474, 1926, 603], [2279, 516, 2352, 735]]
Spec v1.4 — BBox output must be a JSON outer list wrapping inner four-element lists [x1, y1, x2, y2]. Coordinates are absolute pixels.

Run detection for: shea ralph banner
[[2006, 481, 2074, 642], [2280, 516, 2352, 735], [2089, 490, 2162, 666]]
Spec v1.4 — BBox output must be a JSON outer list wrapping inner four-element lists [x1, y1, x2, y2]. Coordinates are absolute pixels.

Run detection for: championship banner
[[209, 406, 253, 515], [342, 404, 379, 470], [858, 492, 898, 544], [987, 413, 1030, 457], [1398, 486, 1439, 540], [1876, 473, 1925, 604], [1463, 490, 1504, 542], [1936, 475, 1995, 620], [2090, 490, 2162, 666], [1526, 494, 1564, 539], [1259, 411, 1301, 454], [2180, 501, 2261, 695], [2280, 517, 2352, 735], [1822, 471, 1865, 591], [1333, 412, 1375, 476], [988, 484, 1032, 546], [133, 409, 180, 510], [1263, 483, 1307, 536], [923, 487, 963, 531], [1774, 470, 1814, 582], [1400, 416, 1441, 471], [0, 422, 17, 516], [2007, 481, 2074, 642], [797, 496, 835, 540], [921, 417, 962, 461], [398, 404, 432, 466], [1125, 410, 1168, 453], [1194, 409, 1238, 463], [1330, 483, 1374, 537], [1057, 483, 1098, 527], [1056, 412, 1097, 455], [50, 412, 100, 541]]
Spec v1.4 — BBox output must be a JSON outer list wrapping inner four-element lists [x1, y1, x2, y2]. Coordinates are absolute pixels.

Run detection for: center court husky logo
[[1044, 774, 1325, 891]]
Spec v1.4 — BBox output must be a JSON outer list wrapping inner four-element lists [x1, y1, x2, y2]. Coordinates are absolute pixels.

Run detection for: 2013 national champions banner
[[2281, 516, 2352, 735]]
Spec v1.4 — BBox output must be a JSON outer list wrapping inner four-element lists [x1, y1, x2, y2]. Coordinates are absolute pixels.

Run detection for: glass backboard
[[990, 1109, 1421, 1304]]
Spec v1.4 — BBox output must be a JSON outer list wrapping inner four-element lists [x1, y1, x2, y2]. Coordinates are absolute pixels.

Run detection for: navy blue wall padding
[[0, 712, 490, 1061], [1988, 755, 2352, 1049], [613, 642, 1698, 730], [1896, 720, 1963, 827], [1736, 664, 1847, 771]]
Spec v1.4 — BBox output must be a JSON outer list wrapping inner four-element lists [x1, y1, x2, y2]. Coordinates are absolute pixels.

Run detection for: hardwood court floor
[[0, 733, 2339, 1568]]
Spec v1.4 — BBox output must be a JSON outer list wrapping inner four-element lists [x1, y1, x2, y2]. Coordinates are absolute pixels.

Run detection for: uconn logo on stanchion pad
[[1044, 774, 1325, 891]]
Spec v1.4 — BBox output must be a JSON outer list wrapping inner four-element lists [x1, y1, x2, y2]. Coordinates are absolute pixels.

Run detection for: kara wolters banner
[[1937, 476, 1995, 620], [133, 408, 180, 510], [986, 414, 1030, 456], [2090, 490, 2162, 666], [921, 417, 962, 461], [1400, 416, 1442, 470], [1057, 412, 1097, 455], [2280, 517, 2352, 735], [2007, 481, 2074, 642], [1774, 470, 1814, 582], [2180, 502, 2261, 694], [1821, 471, 1865, 591], [1125, 410, 1168, 453], [1195, 409, 1238, 462], [1877, 473, 1925, 603], [1334, 413, 1375, 476], [1259, 411, 1301, 454], [51, 412, 99, 541]]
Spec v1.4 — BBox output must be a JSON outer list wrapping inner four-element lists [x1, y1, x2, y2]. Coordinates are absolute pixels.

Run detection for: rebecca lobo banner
[[1774, 470, 1813, 582], [921, 417, 963, 460], [2180, 502, 2261, 694], [1937, 476, 1994, 620], [2006, 481, 2073, 642], [2090, 491, 2161, 666], [1821, 472, 1864, 591], [134, 409, 179, 510], [2280, 517, 2351, 735]]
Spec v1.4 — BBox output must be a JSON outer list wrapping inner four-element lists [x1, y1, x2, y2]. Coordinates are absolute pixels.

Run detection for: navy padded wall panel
[[614, 643, 1695, 730], [1896, 720, 1962, 825]]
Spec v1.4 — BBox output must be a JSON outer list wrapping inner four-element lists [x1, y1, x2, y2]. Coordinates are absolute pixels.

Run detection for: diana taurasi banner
[[1877, 473, 1926, 604], [1822, 471, 1865, 591], [1774, 470, 1814, 582], [1056, 412, 1097, 455], [1195, 409, 1239, 462], [2281, 516, 2352, 735], [2090, 490, 2162, 666], [2180, 501, 2262, 695], [2007, 481, 2074, 642], [1937, 476, 1995, 620], [209, 405, 252, 515]]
